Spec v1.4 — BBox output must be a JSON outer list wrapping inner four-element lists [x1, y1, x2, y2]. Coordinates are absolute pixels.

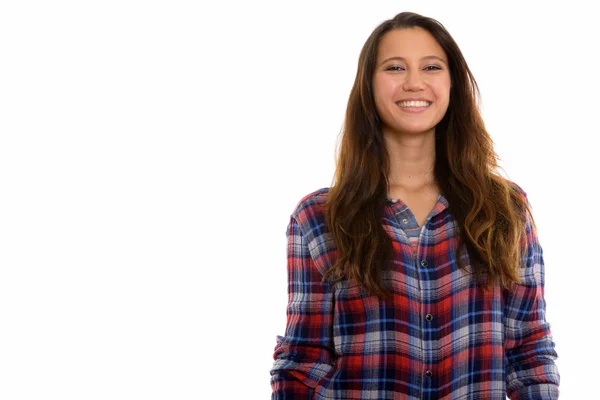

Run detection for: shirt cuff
[[510, 383, 559, 399]]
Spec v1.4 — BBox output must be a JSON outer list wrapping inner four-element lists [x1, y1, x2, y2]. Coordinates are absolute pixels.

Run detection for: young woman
[[270, 12, 560, 400]]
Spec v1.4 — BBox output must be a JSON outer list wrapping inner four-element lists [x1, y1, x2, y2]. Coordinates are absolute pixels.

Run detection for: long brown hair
[[323, 12, 536, 299]]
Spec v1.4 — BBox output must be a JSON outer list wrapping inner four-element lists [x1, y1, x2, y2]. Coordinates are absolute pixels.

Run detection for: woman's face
[[372, 27, 451, 137]]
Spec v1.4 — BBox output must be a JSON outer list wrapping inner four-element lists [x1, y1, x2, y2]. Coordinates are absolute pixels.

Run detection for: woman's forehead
[[377, 28, 447, 62]]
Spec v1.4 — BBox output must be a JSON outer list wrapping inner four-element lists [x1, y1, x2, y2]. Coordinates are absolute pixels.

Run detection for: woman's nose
[[402, 71, 425, 91]]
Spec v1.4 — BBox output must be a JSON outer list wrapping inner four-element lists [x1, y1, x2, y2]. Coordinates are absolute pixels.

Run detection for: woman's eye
[[386, 65, 442, 71]]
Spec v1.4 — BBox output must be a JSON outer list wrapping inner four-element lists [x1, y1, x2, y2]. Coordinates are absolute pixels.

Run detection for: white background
[[0, 1, 598, 399]]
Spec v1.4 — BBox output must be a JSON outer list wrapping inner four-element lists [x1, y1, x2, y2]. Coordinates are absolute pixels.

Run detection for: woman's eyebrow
[[379, 55, 448, 66]]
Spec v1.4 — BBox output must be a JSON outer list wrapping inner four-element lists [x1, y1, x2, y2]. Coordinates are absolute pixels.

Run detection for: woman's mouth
[[396, 100, 431, 112]]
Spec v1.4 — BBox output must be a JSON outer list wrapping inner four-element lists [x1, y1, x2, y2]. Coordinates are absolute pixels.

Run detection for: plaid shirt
[[270, 184, 559, 399]]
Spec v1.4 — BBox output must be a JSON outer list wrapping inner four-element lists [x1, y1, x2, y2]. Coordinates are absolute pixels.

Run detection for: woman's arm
[[504, 193, 560, 399], [270, 215, 336, 399]]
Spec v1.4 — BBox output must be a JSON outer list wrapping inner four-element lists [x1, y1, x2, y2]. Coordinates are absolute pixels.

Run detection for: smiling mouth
[[396, 100, 432, 108]]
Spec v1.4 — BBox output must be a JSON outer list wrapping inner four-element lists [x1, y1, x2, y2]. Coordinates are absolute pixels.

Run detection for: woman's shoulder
[[504, 178, 529, 202], [288, 187, 332, 246], [506, 179, 525, 194], [290, 187, 330, 221]]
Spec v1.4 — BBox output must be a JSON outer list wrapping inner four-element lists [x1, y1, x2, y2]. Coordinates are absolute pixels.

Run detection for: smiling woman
[[269, 11, 560, 400], [373, 28, 451, 138]]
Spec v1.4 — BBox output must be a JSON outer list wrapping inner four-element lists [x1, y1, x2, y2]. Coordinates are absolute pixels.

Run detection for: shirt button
[[420, 260, 428, 267], [425, 370, 432, 378], [402, 218, 409, 224], [425, 314, 433, 322]]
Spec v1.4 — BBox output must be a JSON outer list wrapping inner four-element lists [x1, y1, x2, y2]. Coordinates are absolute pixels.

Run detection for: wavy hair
[[322, 12, 536, 299]]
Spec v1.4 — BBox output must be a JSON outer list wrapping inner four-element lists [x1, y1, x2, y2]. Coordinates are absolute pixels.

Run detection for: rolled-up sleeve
[[505, 194, 560, 399], [270, 216, 336, 399]]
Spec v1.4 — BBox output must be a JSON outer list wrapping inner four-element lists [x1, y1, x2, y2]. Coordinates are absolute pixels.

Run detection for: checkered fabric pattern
[[270, 183, 559, 399]]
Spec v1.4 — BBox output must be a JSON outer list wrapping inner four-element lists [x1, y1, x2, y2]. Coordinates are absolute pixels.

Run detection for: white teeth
[[397, 100, 431, 108]]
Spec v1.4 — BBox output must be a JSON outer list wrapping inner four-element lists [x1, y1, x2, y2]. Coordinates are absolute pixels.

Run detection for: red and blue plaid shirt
[[270, 184, 559, 399]]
